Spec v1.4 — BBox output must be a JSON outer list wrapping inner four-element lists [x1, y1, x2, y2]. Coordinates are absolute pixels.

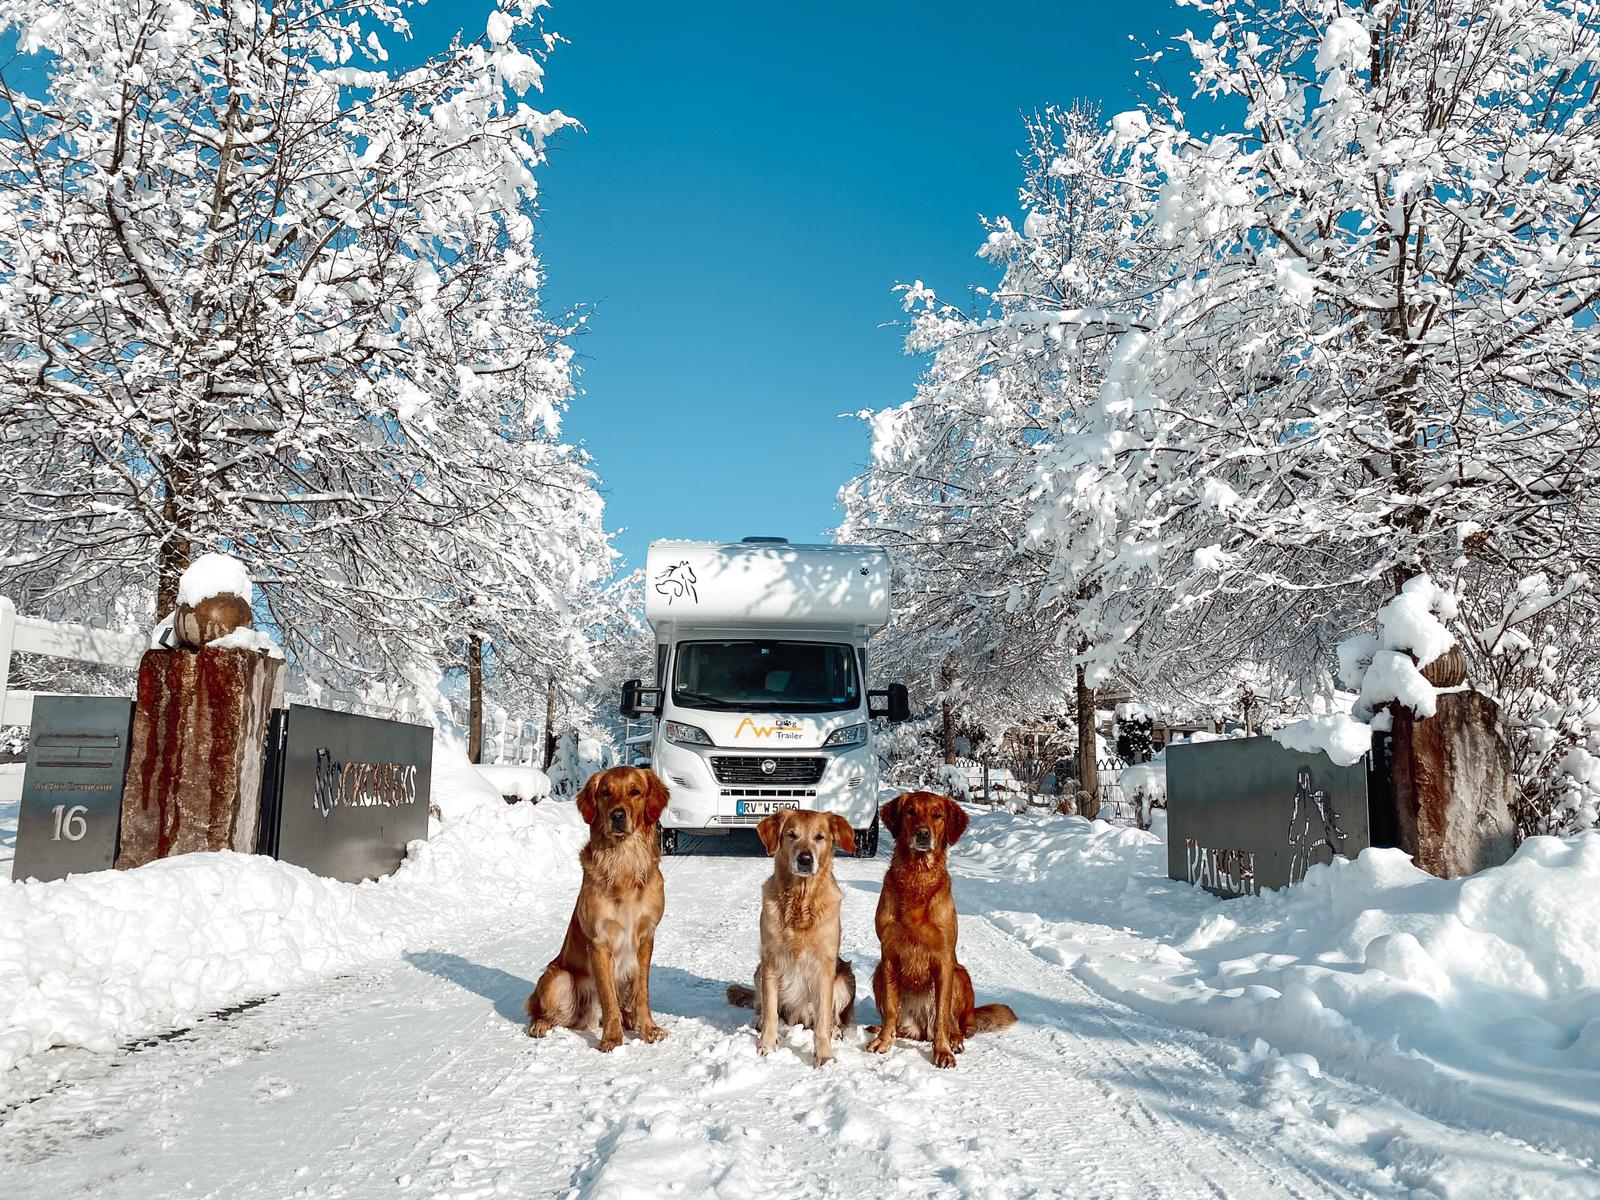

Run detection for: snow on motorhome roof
[[644, 540, 890, 630]]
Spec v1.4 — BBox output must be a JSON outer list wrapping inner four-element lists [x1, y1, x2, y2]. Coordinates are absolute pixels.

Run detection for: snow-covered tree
[[1014, 0, 1600, 832], [840, 103, 1168, 799], [1046, 0, 1600, 683], [0, 0, 608, 690]]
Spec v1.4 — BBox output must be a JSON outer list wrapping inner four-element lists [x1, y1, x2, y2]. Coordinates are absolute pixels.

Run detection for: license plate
[[736, 800, 800, 816]]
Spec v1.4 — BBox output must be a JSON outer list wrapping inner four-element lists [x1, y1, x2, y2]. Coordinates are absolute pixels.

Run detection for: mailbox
[[12, 696, 134, 882]]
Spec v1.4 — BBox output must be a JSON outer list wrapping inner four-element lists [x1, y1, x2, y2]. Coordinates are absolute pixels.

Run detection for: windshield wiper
[[672, 690, 738, 710]]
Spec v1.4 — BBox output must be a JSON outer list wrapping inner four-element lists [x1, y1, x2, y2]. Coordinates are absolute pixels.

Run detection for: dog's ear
[[756, 812, 784, 855], [942, 795, 970, 846], [642, 770, 670, 827], [827, 813, 857, 856], [575, 773, 602, 825], [878, 794, 905, 840]]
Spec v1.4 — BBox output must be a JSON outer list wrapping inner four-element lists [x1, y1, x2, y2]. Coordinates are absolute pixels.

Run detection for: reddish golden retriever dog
[[867, 791, 1016, 1068], [526, 767, 669, 1052], [727, 809, 857, 1066]]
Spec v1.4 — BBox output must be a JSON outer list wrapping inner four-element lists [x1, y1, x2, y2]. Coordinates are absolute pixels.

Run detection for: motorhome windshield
[[672, 641, 860, 713]]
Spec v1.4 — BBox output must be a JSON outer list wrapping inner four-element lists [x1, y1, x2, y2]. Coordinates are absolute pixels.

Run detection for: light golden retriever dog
[[525, 767, 669, 1052], [727, 809, 857, 1066], [867, 791, 1016, 1068]]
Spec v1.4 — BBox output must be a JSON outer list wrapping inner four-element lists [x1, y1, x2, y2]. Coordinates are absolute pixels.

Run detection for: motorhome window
[[672, 641, 860, 713]]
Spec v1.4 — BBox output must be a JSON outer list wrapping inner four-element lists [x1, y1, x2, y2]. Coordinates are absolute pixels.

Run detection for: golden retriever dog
[[525, 767, 669, 1052], [726, 809, 857, 1066], [866, 791, 1016, 1068]]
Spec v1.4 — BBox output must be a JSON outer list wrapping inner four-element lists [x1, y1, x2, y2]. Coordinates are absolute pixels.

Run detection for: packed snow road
[[1, 833, 1593, 1199]]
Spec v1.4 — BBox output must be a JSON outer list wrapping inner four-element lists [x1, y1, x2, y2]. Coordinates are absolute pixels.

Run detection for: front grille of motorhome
[[709, 756, 827, 785]]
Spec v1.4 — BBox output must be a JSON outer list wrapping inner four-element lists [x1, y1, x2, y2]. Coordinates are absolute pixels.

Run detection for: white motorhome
[[621, 538, 910, 856]]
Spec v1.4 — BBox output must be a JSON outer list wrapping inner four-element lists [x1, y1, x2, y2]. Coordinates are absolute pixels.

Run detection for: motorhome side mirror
[[868, 684, 911, 723], [620, 678, 662, 720]]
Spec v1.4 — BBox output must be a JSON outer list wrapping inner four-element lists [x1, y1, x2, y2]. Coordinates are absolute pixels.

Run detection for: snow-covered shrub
[[1459, 573, 1600, 838], [936, 763, 971, 801], [1114, 703, 1154, 764], [547, 730, 613, 799]]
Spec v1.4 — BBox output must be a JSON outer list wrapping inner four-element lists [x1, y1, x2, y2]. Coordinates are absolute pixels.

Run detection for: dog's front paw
[[865, 1031, 894, 1055], [931, 1046, 957, 1069], [813, 1045, 835, 1067], [757, 1035, 778, 1056], [638, 1021, 667, 1044], [950, 1035, 966, 1055], [527, 1019, 555, 1039], [598, 1026, 623, 1052]]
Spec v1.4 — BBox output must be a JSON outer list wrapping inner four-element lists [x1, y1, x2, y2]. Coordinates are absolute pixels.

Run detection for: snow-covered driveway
[[1, 833, 1593, 1199]]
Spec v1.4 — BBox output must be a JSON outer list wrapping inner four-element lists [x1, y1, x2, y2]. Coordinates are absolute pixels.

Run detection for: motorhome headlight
[[822, 723, 868, 748], [663, 720, 713, 747]]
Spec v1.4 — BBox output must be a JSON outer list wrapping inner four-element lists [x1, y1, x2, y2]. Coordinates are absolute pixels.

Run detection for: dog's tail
[[969, 1003, 1018, 1034], [726, 983, 756, 1010]]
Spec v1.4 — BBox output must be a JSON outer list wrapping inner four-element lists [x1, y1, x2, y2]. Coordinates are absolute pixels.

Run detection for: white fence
[[485, 709, 542, 765], [0, 596, 149, 807]]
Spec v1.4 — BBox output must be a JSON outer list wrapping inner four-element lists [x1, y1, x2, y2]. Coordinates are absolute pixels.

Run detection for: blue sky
[[399, 1, 1191, 569]]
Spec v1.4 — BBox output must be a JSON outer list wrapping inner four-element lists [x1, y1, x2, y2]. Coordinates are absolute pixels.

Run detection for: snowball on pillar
[[172, 552, 255, 649]]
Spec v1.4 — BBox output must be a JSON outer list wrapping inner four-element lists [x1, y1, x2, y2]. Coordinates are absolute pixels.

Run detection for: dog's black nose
[[609, 807, 627, 827], [796, 852, 815, 869], [915, 827, 932, 842]]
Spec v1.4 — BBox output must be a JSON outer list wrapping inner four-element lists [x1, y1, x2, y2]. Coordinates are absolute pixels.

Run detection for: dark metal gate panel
[[12, 696, 134, 882], [268, 704, 431, 883], [1165, 736, 1372, 897]]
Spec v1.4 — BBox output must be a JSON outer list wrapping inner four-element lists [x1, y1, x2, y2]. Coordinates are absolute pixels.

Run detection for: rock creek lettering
[[313, 750, 418, 817]]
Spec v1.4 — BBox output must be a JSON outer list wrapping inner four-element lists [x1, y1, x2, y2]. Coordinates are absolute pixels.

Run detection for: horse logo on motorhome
[[654, 560, 699, 605]]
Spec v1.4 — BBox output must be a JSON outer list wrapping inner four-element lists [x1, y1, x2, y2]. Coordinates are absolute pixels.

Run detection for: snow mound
[[430, 729, 508, 823], [477, 763, 552, 802], [0, 732, 587, 1091], [958, 808, 1600, 1158], [176, 552, 253, 607]]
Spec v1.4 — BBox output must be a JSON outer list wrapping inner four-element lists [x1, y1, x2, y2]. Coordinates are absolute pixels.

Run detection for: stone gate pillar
[[1387, 689, 1516, 879], [116, 645, 284, 869]]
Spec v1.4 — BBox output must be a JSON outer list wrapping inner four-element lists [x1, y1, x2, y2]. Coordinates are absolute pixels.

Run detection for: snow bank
[[176, 552, 253, 607], [477, 763, 552, 802], [0, 731, 586, 1092], [959, 809, 1600, 1158]]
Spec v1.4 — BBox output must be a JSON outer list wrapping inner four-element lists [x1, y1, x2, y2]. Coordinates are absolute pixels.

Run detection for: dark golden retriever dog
[[727, 809, 857, 1066], [525, 767, 669, 1051], [866, 791, 1016, 1068]]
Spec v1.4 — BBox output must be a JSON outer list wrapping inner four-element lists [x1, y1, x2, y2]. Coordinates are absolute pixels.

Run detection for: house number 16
[[51, 804, 88, 842]]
